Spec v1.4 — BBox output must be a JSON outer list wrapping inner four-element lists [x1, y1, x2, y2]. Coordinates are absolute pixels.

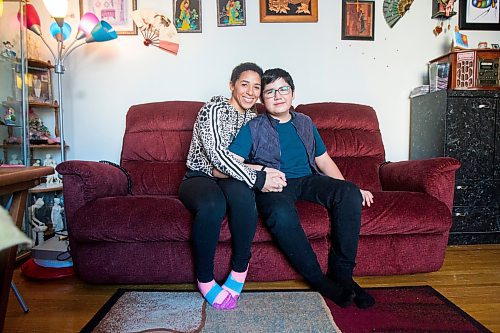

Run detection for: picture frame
[[259, 0, 318, 23], [79, 0, 138, 35], [173, 0, 202, 33], [341, 0, 375, 40], [14, 66, 53, 104], [458, 0, 500, 31], [217, 0, 246, 27]]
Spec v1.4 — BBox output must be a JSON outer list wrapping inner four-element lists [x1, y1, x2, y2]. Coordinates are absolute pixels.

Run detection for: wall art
[[458, 0, 500, 31], [259, 0, 318, 23], [173, 0, 202, 33], [383, 0, 414, 28], [217, 0, 246, 26], [79, 0, 138, 35], [342, 0, 375, 40]]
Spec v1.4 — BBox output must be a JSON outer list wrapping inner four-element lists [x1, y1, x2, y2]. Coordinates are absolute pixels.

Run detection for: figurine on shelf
[[51, 197, 64, 232], [32, 159, 41, 167], [8, 154, 23, 165], [33, 75, 42, 98], [43, 153, 56, 167], [3, 107, 16, 125], [29, 197, 47, 246], [1, 41, 16, 59], [44, 154, 62, 184], [29, 108, 51, 144]]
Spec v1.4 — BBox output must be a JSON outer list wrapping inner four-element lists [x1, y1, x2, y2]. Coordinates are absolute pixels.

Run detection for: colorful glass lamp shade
[[17, 4, 42, 36], [76, 12, 99, 40], [50, 22, 71, 41], [43, 0, 68, 27], [86, 21, 117, 43]]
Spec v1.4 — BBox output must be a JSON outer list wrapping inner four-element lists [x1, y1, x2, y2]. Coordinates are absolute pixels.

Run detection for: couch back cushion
[[296, 102, 385, 192], [121, 101, 204, 195], [121, 101, 386, 195]]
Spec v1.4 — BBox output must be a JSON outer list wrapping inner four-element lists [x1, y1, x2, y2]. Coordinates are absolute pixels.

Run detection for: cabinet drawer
[[446, 97, 496, 179], [453, 180, 499, 207], [451, 206, 499, 232], [448, 232, 500, 245]]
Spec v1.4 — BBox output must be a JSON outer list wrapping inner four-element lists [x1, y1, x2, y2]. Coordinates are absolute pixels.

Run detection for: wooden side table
[[0, 166, 53, 332]]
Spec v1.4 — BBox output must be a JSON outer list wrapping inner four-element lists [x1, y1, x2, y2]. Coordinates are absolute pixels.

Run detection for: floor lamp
[[18, 0, 117, 162]]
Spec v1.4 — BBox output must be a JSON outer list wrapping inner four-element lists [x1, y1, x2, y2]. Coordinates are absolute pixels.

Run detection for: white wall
[[5, 0, 500, 163]]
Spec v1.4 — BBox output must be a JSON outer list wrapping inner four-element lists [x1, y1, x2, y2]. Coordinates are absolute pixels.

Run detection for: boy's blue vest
[[247, 110, 320, 174]]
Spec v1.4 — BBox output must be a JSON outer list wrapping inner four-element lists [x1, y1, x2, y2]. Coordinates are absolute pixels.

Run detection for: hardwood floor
[[4, 244, 500, 333]]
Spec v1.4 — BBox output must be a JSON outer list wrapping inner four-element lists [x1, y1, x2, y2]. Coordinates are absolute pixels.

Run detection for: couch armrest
[[56, 160, 129, 220], [379, 157, 461, 211]]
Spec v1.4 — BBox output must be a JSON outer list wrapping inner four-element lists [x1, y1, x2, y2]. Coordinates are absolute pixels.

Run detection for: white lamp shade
[[43, 0, 68, 18]]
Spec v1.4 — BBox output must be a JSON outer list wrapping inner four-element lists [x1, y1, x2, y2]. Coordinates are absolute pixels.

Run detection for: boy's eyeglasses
[[263, 86, 291, 99]]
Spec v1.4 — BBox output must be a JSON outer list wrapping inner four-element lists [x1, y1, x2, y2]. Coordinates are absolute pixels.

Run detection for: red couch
[[56, 101, 460, 284]]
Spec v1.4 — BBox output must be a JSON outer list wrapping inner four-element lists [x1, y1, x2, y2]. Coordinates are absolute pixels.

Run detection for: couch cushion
[[70, 196, 193, 243], [296, 102, 385, 192], [360, 191, 452, 235], [71, 191, 450, 244], [124, 161, 186, 196], [121, 101, 204, 196], [70, 196, 331, 244]]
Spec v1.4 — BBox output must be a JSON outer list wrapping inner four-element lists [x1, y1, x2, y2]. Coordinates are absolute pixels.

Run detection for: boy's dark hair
[[261, 68, 295, 99], [230, 62, 264, 84]]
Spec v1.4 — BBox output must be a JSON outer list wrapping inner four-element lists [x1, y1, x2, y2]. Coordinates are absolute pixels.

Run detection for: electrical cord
[[56, 241, 71, 261], [99, 160, 132, 194]]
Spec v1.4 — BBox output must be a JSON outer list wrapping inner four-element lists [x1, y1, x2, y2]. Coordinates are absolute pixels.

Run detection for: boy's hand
[[360, 189, 374, 207]]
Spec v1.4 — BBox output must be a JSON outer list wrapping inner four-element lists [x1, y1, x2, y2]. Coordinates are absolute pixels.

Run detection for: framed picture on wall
[[173, 0, 202, 33], [79, 0, 138, 35], [259, 0, 318, 23], [341, 0, 375, 40], [458, 0, 500, 31], [217, 0, 246, 27]]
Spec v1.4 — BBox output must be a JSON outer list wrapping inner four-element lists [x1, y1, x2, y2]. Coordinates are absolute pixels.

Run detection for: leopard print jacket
[[186, 96, 258, 187]]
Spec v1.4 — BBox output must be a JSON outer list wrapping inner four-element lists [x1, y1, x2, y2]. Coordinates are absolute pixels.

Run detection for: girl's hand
[[212, 168, 229, 178]]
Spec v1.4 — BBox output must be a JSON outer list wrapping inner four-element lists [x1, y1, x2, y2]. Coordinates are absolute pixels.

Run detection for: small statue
[[3, 107, 16, 125], [9, 154, 23, 165], [51, 197, 65, 232], [32, 159, 41, 167], [33, 75, 42, 99], [29, 198, 47, 245], [44, 154, 62, 183], [29, 108, 51, 143], [43, 153, 56, 167], [1, 41, 16, 58]]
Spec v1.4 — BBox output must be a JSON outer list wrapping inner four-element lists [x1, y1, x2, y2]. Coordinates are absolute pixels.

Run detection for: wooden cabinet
[[410, 90, 500, 245]]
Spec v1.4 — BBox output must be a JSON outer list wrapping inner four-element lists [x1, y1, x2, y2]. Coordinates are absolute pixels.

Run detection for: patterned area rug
[[81, 286, 491, 333], [81, 290, 340, 333], [326, 286, 491, 333]]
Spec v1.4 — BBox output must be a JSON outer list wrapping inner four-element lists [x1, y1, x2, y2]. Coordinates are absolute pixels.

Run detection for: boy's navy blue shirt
[[228, 118, 327, 179]]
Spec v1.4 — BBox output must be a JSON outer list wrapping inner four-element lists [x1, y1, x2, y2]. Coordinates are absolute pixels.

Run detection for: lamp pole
[[18, 2, 29, 166], [54, 65, 65, 161]]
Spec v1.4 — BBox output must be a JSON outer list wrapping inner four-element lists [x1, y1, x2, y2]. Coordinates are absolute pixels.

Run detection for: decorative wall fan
[[132, 9, 179, 55], [383, 0, 415, 27]]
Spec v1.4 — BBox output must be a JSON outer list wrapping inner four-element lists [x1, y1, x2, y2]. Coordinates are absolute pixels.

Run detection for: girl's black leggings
[[179, 173, 258, 282]]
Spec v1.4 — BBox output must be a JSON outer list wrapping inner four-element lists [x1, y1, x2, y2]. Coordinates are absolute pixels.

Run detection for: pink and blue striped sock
[[198, 280, 236, 310], [222, 268, 248, 300]]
